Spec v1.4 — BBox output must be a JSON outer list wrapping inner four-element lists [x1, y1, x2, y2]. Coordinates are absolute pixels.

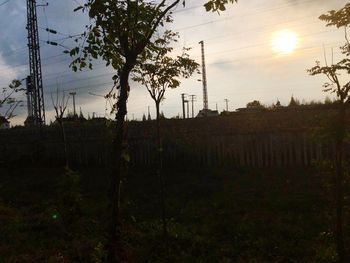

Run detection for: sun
[[271, 30, 298, 54]]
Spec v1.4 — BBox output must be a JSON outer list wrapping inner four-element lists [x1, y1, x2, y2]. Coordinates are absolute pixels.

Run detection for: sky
[[0, 0, 348, 125]]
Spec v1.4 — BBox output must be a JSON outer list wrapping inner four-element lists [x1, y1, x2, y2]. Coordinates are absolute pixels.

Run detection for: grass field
[[0, 164, 347, 262]]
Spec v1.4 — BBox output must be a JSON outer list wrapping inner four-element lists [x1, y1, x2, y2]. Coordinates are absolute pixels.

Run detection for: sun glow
[[271, 30, 298, 54]]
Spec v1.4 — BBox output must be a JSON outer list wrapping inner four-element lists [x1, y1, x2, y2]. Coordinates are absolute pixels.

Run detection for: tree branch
[[138, 0, 180, 53]]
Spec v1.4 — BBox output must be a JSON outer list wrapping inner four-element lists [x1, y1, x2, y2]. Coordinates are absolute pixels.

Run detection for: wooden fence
[[1, 110, 349, 167], [129, 132, 347, 168], [0, 127, 347, 168]]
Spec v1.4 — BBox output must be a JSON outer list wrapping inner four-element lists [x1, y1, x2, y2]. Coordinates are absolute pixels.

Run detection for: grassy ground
[[0, 164, 346, 262]]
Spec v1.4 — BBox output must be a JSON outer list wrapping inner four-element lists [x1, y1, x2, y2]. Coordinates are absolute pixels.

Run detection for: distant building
[[235, 107, 265, 113], [0, 116, 10, 129], [51, 115, 88, 126], [196, 109, 219, 117], [220, 110, 234, 116]]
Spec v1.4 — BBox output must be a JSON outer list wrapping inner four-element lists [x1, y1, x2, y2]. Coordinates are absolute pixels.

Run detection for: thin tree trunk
[[107, 64, 132, 263], [156, 101, 167, 238], [58, 119, 68, 167], [335, 103, 346, 263]]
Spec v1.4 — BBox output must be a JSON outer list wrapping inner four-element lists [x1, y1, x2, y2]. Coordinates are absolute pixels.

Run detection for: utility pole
[[147, 105, 151, 120], [199, 41, 208, 111], [186, 100, 189, 119], [181, 93, 187, 119], [27, 0, 46, 126], [190, 95, 196, 118], [224, 99, 229, 112], [69, 92, 77, 116]]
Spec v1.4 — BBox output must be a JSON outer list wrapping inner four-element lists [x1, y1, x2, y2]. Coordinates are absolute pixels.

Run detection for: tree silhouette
[[69, 1, 238, 260], [308, 3, 350, 262], [51, 89, 70, 167], [69, 1, 191, 261], [275, 99, 281, 107], [133, 30, 198, 238], [0, 80, 22, 120], [204, 0, 237, 12], [246, 100, 264, 109], [288, 96, 300, 107]]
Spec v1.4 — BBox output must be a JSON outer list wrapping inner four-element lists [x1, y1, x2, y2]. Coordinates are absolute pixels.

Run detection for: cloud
[[0, 53, 25, 119], [282, 0, 346, 11], [0, 0, 103, 123], [0, 0, 348, 124], [0, 54, 18, 82]]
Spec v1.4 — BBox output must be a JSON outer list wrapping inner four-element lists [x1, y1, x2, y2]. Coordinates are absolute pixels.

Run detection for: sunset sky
[[0, 0, 348, 125]]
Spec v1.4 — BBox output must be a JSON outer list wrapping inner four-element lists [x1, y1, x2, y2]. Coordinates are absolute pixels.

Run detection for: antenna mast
[[199, 41, 208, 110], [27, 0, 45, 126]]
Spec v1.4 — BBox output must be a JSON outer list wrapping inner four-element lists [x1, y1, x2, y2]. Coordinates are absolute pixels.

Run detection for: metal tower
[[199, 41, 208, 110], [27, 0, 45, 126], [25, 75, 33, 118], [69, 92, 77, 116]]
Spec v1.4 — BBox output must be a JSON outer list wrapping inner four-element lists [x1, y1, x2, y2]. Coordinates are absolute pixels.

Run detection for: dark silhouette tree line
[[68, 1, 214, 261], [308, 3, 350, 263]]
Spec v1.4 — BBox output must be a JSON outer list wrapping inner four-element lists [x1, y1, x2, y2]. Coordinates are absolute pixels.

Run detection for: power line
[[47, 80, 114, 94], [169, 12, 334, 55], [0, 0, 11, 7], [41, 45, 338, 96], [41, 1, 50, 41], [208, 43, 343, 66], [0, 53, 69, 72], [4, 27, 332, 74], [0, 36, 342, 89], [200, 30, 339, 59], [26, 79, 336, 123], [172, 0, 321, 17], [38, 26, 82, 39], [173, 0, 321, 32], [0, 0, 344, 102], [1, 1, 334, 67], [172, 4, 202, 14], [40, 31, 340, 79], [45, 71, 114, 89], [0, 38, 336, 88], [174, 12, 320, 37]]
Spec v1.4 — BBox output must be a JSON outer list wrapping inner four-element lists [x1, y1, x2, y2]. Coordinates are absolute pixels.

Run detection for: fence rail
[[1, 110, 349, 167]]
